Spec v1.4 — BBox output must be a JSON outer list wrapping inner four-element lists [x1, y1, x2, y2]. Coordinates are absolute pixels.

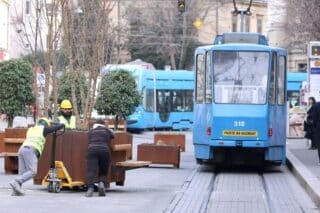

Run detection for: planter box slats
[[3, 152, 19, 157], [3, 128, 28, 173], [0, 132, 4, 153], [114, 160, 151, 171], [137, 143, 180, 168], [154, 133, 186, 152], [3, 138, 25, 143]]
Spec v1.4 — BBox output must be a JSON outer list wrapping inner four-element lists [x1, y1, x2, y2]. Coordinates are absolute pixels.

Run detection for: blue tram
[[103, 65, 194, 132], [193, 33, 287, 166], [287, 72, 307, 106]]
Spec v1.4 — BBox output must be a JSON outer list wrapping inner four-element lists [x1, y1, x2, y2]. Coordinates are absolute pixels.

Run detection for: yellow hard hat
[[60, 100, 72, 109], [38, 117, 51, 127]]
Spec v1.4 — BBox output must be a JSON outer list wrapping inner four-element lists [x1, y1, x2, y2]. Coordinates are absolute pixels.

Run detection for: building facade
[[197, 0, 268, 44], [3, 0, 306, 71], [0, 0, 10, 61]]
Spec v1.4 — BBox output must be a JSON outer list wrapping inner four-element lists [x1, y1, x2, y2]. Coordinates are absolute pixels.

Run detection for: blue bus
[[104, 65, 194, 131], [193, 33, 287, 166]]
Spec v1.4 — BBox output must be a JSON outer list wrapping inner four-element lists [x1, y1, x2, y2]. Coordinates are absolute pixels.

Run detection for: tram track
[[165, 165, 313, 213], [260, 172, 275, 213], [164, 165, 216, 213]]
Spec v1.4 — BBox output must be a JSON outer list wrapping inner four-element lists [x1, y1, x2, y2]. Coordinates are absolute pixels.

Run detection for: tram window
[[171, 90, 194, 112], [145, 89, 154, 112], [288, 91, 299, 108], [205, 52, 212, 103], [277, 56, 286, 105], [157, 90, 171, 113], [196, 54, 205, 103], [185, 91, 193, 111], [213, 51, 269, 104], [172, 91, 183, 112], [157, 90, 171, 112], [269, 53, 276, 105]]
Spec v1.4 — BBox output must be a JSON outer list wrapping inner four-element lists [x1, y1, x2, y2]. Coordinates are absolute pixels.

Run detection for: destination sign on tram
[[223, 130, 258, 137]]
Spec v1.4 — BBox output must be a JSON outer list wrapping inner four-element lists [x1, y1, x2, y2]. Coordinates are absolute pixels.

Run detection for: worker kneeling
[[9, 118, 64, 196]]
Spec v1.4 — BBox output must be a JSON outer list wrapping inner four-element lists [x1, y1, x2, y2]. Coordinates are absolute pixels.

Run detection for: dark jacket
[[304, 105, 315, 139], [311, 102, 320, 131], [88, 124, 114, 150]]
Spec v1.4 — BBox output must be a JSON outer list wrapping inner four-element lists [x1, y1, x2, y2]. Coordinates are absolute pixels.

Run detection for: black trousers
[[314, 132, 320, 161], [310, 133, 317, 148], [87, 146, 111, 188]]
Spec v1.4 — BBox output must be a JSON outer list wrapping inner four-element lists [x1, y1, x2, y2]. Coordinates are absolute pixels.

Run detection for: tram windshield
[[213, 51, 269, 104]]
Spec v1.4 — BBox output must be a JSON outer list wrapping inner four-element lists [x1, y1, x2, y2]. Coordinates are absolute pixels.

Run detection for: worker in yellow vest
[[58, 99, 76, 129], [9, 118, 64, 196]]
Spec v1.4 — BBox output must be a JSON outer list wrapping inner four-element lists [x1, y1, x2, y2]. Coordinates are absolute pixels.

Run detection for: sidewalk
[[286, 138, 320, 207]]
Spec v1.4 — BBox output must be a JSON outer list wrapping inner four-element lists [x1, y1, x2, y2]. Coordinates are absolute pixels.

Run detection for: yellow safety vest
[[22, 126, 45, 155], [58, 115, 76, 129]]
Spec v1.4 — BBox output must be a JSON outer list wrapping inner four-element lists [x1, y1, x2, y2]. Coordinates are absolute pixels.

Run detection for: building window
[[46, 3, 54, 16], [245, 16, 250, 32], [232, 16, 237, 32], [26, 1, 30, 15], [257, 15, 263, 34], [298, 63, 307, 71]]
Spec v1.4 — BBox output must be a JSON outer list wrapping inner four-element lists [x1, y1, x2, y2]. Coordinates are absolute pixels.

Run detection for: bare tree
[[286, 0, 320, 43], [10, 0, 64, 119], [124, 0, 215, 70], [60, 0, 117, 129]]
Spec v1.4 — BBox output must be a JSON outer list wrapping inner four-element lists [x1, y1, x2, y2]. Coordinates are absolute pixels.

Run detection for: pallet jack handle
[[49, 124, 65, 169]]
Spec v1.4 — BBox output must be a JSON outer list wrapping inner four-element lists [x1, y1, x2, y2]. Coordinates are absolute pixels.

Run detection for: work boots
[[85, 187, 94, 197], [98, 182, 106, 197], [85, 182, 105, 197], [9, 180, 24, 196]]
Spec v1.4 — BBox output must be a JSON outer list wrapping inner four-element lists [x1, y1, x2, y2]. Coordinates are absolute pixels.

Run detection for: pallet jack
[[42, 125, 84, 193]]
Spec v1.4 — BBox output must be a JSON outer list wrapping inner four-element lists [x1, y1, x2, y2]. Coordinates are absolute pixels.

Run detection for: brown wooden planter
[[33, 130, 134, 188], [137, 143, 180, 168], [3, 128, 28, 174], [154, 133, 186, 152], [0, 131, 4, 153], [113, 131, 132, 160]]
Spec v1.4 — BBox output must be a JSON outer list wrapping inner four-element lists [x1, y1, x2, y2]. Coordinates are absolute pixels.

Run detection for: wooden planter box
[[0, 131, 4, 153], [113, 131, 132, 160], [154, 133, 186, 152], [33, 131, 136, 188], [3, 128, 28, 174], [137, 143, 180, 168]]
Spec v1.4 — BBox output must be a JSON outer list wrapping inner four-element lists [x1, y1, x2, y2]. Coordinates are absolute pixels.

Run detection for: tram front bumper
[[211, 140, 268, 148]]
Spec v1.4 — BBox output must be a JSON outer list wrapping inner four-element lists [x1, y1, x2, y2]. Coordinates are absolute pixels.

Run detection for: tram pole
[[153, 69, 156, 131], [232, 0, 252, 32]]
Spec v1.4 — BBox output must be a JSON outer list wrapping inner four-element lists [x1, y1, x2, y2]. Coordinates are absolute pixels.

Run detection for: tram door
[[267, 52, 286, 161], [194, 52, 212, 148]]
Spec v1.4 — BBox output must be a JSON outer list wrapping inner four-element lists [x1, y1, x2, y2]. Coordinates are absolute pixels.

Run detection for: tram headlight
[[268, 128, 273, 137]]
